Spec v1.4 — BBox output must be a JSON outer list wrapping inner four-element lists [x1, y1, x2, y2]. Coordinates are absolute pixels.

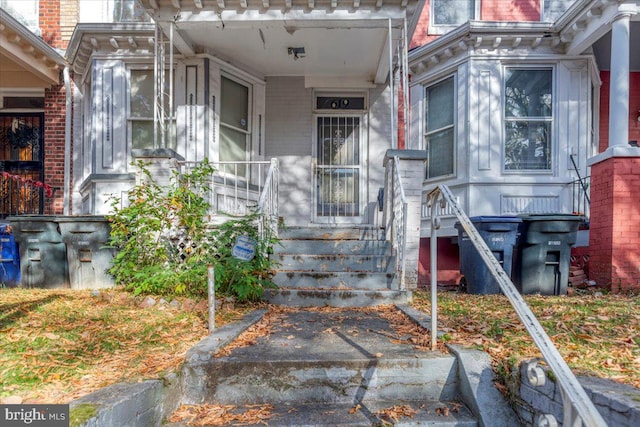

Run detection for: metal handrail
[[256, 158, 279, 239], [390, 156, 408, 289], [427, 184, 607, 427]]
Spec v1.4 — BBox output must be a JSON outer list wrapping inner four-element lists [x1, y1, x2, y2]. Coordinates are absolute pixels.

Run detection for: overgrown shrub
[[106, 160, 278, 301]]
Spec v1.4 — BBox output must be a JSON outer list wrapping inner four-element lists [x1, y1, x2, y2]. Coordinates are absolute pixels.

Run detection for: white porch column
[[608, 8, 636, 147]]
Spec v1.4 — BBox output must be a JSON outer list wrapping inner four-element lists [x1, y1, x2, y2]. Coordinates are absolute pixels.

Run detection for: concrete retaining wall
[[514, 360, 640, 426]]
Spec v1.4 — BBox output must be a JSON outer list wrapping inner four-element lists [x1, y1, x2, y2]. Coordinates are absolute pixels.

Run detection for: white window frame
[[502, 66, 555, 174], [541, 0, 576, 23], [429, 0, 480, 35], [126, 64, 174, 151], [424, 74, 457, 181], [219, 72, 253, 169]]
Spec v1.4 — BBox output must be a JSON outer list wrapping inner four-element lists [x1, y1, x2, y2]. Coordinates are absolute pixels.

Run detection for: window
[[128, 69, 172, 149], [1, 1, 39, 32], [542, 0, 576, 23], [431, 0, 477, 33], [504, 68, 553, 171], [79, 0, 150, 23], [220, 75, 251, 175], [425, 77, 455, 179]]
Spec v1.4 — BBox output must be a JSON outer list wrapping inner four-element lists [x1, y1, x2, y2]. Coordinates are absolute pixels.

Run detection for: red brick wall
[[589, 157, 640, 292], [598, 71, 640, 151], [39, 0, 63, 49], [43, 84, 67, 215]]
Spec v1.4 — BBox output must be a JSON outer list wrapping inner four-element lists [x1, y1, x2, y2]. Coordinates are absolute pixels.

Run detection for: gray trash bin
[[58, 216, 115, 289], [514, 214, 581, 295], [8, 216, 69, 289]]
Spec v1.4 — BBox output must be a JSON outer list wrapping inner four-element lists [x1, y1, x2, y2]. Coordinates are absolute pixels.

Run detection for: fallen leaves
[[168, 403, 273, 426], [0, 288, 254, 403], [411, 291, 640, 390], [375, 404, 418, 423]]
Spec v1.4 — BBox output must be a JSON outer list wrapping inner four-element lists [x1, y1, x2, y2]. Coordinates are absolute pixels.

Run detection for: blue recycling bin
[[0, 223, 20, 287], [455, 216, 522, 294]]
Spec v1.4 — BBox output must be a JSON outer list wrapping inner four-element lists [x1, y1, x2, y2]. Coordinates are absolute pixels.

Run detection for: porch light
[[287, 47, 305, 60]]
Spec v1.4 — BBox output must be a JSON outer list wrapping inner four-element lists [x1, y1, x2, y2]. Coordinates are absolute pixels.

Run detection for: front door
[[313, 115, 363, 223]]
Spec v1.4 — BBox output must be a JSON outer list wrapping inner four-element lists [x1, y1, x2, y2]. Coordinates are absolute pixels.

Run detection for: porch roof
[[0, 8, 67, 88], [136, 0, 425, 85]]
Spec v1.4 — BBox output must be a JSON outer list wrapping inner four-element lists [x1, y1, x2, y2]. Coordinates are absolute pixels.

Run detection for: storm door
[[0, 113, 45, 217], [313, 115, 362, 223]]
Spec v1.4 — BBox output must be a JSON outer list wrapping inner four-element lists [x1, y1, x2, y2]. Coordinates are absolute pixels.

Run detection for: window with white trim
[[430, 0, 478, 34], [425, 76, 455, 179], [504, 68, 553, 171], [128, 68, 172, 149], [542, 0, 576, 23], [1, 0, 39, 32], [219, 75, 252, 176]]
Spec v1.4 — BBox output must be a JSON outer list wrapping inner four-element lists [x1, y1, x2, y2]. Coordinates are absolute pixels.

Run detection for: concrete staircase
[[264, 226, 412, 307], [171, 308, 502, 427]]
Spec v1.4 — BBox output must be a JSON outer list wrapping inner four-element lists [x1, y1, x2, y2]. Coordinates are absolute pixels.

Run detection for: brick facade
[[43, 84, 68, 215], [40, 0, 71, 215], [589, 157, 640, 292]]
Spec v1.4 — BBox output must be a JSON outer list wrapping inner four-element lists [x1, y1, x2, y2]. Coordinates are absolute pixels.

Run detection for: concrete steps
[[174, 308, 486, 427], [268, 227, 408, 307]]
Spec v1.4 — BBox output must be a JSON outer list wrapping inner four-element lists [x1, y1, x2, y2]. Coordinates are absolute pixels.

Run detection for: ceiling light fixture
[[287, 47, 306, 60]]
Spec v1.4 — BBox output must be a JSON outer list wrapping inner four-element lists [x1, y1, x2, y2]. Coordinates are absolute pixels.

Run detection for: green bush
[[107, 160, 278, 301]]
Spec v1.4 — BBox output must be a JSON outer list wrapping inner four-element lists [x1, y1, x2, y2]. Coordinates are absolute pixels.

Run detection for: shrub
[[107, 160, 278, 301]]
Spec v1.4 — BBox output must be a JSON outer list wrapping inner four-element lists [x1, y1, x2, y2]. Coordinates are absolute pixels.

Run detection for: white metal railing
[[427, 184, 607, 427], [179, 160, 276, 220], [385, 156, 408, 289], [256, 158, 279, 239]]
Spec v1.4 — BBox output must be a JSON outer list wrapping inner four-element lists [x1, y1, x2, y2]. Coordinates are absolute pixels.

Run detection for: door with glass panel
[[314, 115, 362, 223]]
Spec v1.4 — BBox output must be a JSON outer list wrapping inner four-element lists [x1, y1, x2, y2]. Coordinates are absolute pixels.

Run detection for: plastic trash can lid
[[469, 216, 523, 223], [518, 213, 582, 221]]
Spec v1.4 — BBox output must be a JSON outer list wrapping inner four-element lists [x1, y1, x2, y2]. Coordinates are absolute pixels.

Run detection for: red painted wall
[[411, 0, 541, 49], [418, 237, 462, 287], [481, 0, 540, 21]]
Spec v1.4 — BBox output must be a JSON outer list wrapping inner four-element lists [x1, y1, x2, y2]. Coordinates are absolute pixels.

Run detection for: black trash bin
[[514, 214, 581, 295], [0, 223, 20, 287], [58, 216, 115, 289], [455, 216, 522, 294], [8, 216, 69, 289]]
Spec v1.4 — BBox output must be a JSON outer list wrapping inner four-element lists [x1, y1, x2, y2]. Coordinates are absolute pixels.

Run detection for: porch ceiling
[[138, 0, 424, 84], [178, 23, 391, 81]]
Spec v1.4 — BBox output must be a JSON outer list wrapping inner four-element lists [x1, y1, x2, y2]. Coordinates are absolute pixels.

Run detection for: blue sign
[[232, 235, 256, 261]]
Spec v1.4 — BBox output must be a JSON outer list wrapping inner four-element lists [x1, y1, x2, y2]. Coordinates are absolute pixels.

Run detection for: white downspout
[[63, 66, 72, 216]]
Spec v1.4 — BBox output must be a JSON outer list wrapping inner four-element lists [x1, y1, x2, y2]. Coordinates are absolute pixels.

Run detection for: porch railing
[[427, 184, 607, 427], [385, 155, 408, 289], [178, 159, 279, 241], [571, 175, 590, 221], [0, 172, 49, 217]]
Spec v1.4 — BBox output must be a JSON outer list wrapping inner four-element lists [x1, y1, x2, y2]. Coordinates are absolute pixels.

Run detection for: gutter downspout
[[63, 66, 72, 215]]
